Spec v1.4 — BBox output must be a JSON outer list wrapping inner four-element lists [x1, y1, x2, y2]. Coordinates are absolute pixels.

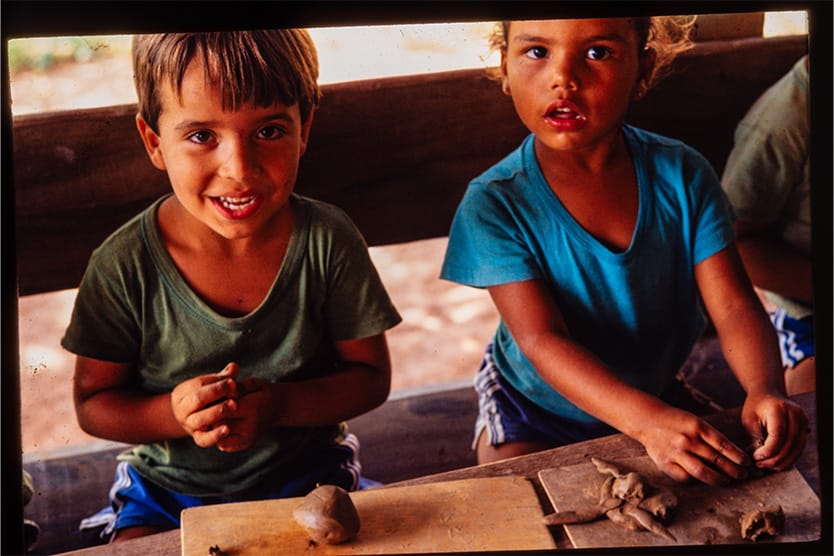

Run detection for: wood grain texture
[[538, 456, 820, 548], [179, 476, 556, 555]]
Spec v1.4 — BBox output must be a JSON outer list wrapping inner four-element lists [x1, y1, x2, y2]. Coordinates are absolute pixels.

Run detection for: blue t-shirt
[[441, 126, 734, 425]]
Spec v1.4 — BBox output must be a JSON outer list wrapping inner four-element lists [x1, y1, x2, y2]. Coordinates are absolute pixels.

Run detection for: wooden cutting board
[[539, 456, 820, 548], [180, 476, 556, 555]]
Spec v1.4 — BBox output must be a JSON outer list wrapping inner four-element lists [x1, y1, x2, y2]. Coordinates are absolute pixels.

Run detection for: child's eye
[[258, 125, 286, 140], [587, 46, 612, 61], [187, 130, 213, 144], [524, 46, 548, 60]]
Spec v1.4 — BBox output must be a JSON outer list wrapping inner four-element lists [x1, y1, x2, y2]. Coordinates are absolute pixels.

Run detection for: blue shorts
[[770, 308, 815, 368], [82, 433, 374, 537], [473, 344, 617, 449], [473, 344, 713, 449]]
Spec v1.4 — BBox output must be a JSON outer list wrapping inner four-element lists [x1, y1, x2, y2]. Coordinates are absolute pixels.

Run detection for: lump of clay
[[740, 505, 784, 541], [293, 484, 360, 544]]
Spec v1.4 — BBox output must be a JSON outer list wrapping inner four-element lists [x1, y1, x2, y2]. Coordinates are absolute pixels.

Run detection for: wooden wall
[[13, 35, 807, 297]]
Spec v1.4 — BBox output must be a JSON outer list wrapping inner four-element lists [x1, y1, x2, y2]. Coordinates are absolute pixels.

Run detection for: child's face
[[137, 58, 312, 241], [501, 18, 648, 154]]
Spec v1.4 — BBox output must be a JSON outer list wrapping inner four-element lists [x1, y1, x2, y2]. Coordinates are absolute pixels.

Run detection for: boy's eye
[[258, 125, 286, 140], [587, 46, 612, 61], [524, 46, 548, 60], [187, 130, 213, 144]]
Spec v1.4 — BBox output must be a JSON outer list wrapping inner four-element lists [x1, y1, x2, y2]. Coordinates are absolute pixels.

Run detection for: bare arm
[[733, 220, 813, 305], [73, 355, 235, 445], [487, 280, 747, 485], [266, 333, 392, 426], [695, 245, 808, 469]]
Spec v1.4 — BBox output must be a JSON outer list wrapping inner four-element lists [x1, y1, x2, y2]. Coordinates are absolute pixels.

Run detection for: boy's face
[[136, 59, 312, 241], [501, 18, 648, 154]]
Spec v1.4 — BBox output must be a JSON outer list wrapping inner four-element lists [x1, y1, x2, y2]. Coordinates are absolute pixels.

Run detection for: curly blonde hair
[[487, 16, 696, 94]]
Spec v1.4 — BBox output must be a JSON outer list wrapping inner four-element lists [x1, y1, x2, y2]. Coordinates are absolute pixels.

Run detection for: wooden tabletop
[[63, 391, 820, 555]]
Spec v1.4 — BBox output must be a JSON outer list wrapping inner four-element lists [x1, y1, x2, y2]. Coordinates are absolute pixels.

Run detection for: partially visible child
[[63, 30, 401, 541], [721, 55, 814, 395], [441, 17, 808, 485]]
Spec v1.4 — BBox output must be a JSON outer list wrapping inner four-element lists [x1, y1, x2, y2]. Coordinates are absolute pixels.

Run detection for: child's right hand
[[639, 404, 751, 486], [170, 363, 240, 447]]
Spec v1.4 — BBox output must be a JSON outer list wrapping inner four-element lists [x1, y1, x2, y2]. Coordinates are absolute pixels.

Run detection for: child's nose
[[549, 54, 579, 91], [218, 139, 260, 181]]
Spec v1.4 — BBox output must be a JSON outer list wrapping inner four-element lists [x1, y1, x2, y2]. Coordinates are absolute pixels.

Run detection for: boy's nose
[[217, 139, 261, 181], [549, 55, 579, 91]]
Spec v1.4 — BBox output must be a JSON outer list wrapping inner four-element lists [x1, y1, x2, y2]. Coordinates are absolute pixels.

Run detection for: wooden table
[[63, 392, 821, 555]]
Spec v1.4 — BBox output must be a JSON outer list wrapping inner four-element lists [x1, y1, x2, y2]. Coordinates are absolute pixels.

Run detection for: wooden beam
[[12, 35, 807, 296]]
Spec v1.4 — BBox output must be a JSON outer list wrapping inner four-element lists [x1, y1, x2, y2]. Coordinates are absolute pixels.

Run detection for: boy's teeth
[[218, 196, 255, 209]]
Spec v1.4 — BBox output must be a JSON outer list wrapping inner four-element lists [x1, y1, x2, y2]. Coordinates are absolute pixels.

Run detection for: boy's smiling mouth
[[216, 195, 257, 210], [211, 195, 262, 219]]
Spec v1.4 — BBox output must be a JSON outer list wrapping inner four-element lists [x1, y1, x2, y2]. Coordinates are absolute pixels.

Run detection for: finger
[[756, 408, 808, 469], [191, 423, 231, 448], [657, 460, 692, 484], [704, 430, 750, 467], [185, 398, 238, 433], [685, 431, 748, 482], [217, 432, 252, 453]]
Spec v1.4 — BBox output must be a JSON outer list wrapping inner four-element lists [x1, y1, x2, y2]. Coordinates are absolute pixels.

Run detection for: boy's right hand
[[171, 363, 240, 447], [640, 405, 751, 486]]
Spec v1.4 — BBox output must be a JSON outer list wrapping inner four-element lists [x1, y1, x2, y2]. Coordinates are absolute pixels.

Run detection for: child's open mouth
[[216, 195, 257, 210], [211, 195, 261, 219], [548, 106, 586, 121]]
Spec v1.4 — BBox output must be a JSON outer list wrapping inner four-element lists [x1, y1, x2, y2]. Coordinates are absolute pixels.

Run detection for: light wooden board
[[539, 456, 820, 548], [181, 476, 556, 555]]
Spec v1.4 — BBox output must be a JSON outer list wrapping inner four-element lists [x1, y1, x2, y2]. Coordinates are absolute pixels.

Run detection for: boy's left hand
[[741, 392, 808, 470], [216, 377, 275, 452]]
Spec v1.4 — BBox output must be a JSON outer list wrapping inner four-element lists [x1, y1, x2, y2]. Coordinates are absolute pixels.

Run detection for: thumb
[[219, 362, 239, 379]]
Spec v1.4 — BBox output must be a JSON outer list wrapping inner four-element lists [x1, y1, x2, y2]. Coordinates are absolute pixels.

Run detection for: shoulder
[[457, 134, 540, 214], [87, 199, 160, 270], [625, 125, 715, 176], [291, 194, 370, 262], [293, 194, 360, 234], [473, 133, 536, 187]]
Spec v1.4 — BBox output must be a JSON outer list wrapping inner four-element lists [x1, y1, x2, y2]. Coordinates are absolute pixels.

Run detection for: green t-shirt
[[62, 193, 401, 496]]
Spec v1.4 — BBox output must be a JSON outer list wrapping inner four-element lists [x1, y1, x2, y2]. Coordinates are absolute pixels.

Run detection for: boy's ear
[[135, 114, 167, 171], [635, 49, 657, 98], [299, 109, 315, 157], [500, 52, 511, 96]]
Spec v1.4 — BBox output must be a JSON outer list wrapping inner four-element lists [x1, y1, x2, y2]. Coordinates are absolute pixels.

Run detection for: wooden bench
[[13, 32, 808, 554]]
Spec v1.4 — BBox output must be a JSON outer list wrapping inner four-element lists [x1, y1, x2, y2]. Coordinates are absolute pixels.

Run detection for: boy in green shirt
[[62, 30, 401, 541]]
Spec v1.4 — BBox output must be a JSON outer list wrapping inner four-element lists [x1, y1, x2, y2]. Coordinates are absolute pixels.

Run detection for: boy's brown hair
[[488, 16, 696, 94], [133, 29, 321, 132]]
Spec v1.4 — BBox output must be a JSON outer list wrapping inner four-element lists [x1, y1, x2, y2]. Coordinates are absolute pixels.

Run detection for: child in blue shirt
[[441, 17, 808, 486]]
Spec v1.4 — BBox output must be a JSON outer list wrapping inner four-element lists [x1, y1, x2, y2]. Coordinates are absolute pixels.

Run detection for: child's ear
[[634, 49, 656, 99], [135, 114, 167, 171], [500, 53, 511, 96], [299, 109, 315, 157]]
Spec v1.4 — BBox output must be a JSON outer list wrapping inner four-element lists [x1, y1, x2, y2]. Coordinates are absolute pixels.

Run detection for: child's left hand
[[215, 377, 275, 452], [740, 391, 809, 470]]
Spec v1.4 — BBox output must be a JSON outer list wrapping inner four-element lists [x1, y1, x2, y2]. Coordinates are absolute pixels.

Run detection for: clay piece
[[542, 457, 678, 543], [740, 505, 785, 541], [293, 484, 361, 545]]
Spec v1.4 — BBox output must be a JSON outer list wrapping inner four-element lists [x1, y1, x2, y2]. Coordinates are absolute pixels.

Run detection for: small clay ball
[[293, 484, 360, 544], [740, 505, 785, 541]]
